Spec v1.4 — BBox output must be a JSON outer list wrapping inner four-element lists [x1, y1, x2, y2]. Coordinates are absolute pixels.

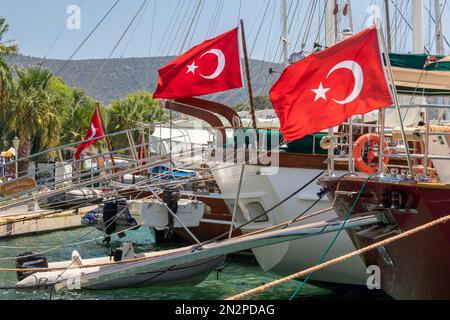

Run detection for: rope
[[87, 0, 148, 88], [0, 167, 208, 252], [0, 152, 215, 252], [56, 0, 121, 75], [143, 0, 157, 90], [156, 0, 183, 55], [226, 210, 450, 300], [178, 0, 204, 54], [289, 174, 374, 300], [0, 245, 190, 272], [39, 0, 84, 66], [196, 170, 326, 247], [227, 206, 334, 240], [0, 147, 280, 262]]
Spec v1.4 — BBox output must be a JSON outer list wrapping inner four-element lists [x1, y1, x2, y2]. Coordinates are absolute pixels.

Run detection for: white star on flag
[[311, 82, 330, 102], [186, 62, 199, 74]]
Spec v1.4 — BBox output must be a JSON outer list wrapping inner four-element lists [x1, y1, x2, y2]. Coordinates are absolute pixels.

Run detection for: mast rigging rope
[[56, 0, 121, 76]]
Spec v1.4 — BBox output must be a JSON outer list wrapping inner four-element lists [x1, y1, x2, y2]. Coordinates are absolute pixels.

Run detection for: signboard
[[0, 177, 37, 196]]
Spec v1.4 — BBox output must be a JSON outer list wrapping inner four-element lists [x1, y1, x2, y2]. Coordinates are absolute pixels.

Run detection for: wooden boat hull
[[320, 176, 450, 299]]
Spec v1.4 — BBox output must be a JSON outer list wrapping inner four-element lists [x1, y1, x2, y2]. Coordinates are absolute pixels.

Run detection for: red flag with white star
[[153, 28, 243, 99], [269, 26, 393, 142], [74, 109, 104, 160]]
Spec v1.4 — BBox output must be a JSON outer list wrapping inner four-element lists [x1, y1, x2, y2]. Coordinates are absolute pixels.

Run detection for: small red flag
[[74, 109, 104, 160], [153, 28, 243, 99], [270, 26, 393, 142]]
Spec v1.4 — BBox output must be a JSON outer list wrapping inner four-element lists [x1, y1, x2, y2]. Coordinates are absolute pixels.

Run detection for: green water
[[0, 227, 380, 300]]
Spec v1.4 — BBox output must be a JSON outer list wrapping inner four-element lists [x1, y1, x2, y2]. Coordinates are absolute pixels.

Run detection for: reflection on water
[[0, 227, 384, 300]]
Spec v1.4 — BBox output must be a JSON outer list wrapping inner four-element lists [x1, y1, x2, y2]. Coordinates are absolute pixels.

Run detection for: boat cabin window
[[246, 202, 268, 223]]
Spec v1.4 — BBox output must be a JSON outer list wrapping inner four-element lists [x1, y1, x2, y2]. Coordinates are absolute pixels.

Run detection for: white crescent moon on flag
[[88, 124, 97, 140], [200, 49, 225, 79], [326, 60, 363, 105]]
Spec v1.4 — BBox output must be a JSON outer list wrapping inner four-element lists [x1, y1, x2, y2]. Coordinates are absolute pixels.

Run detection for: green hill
[[6, 54, 281, 107]]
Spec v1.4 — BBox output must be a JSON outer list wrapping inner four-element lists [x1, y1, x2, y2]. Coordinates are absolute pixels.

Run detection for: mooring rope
[[225, 211, 450, 300], [288, 174, 375, 300], [227, 206, 334, 240]]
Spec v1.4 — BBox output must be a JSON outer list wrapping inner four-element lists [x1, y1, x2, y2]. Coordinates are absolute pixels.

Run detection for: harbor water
[[0, 227, 386, 300]]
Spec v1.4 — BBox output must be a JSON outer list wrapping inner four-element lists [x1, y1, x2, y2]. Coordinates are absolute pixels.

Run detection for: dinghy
[[13, 214, 378, 292], [37, 188, 104, 211], [15, 242, 226, 291]]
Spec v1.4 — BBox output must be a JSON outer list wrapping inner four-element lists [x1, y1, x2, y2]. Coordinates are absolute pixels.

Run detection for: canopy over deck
[[388, 53, 450, 96]]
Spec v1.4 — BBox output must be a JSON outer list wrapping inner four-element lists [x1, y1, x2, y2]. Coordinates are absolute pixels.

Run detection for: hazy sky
[[1, 0, 449, 61]]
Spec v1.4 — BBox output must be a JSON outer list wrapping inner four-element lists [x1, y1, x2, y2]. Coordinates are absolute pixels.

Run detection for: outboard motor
[[110, 242, 135, 262], [16, 252, 48, 281], [103, 201, 118, 244], [161, 187, 180, 241], [116, 199, 139, 233]]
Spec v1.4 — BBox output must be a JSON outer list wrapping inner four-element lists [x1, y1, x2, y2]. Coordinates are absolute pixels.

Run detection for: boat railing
[[0, 122, 205, 207], [326, 103, 450, 182]]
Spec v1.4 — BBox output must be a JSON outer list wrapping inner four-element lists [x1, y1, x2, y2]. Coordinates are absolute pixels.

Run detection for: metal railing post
[[377, 25, 414, 179], [328, 127, 335, 176], [348, 117, 354, 173], [378, 109, 386, 175], [424, 106, 430, 178]]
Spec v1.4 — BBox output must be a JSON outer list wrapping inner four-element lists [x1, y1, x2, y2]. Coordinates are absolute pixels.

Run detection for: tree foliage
[[106, 91, 167, 149], [0, 19, 170, 163], [234, 95, 272, 112], [107, 91, 167, 131], [59, 87, 98, 145], [0, 18, 18, 148]]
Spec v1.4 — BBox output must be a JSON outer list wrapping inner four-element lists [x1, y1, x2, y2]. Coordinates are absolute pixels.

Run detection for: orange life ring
[[353, 133, 391, 174]]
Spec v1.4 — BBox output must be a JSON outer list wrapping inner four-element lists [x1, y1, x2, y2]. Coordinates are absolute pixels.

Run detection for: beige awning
[[390, 66, 450, 95]]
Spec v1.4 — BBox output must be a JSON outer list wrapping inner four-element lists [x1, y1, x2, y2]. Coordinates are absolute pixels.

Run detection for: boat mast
[[434, 0, 444, 55], [325, 0, 337, 175], [384, 0, 392, 52], [412, 0, 425, 53], [434, 0, 447, 119], [347, 1, 354, 32], [240, 20, 258, 133], [325, 0, 337, 47], [282, 0, 289, 67]]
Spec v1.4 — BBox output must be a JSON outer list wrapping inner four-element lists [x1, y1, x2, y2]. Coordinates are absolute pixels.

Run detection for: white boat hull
[[209, 161, 367, 286], [81, 255, 226, 290], [129, 199, 205, 228], [16, 252, 226, 291]]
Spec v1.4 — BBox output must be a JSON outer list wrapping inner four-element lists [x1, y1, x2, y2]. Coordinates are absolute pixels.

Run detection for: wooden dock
[[0, 206, 96, 239]]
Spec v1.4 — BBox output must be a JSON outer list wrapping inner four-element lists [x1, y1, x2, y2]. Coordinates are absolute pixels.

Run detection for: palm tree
[[0, 17, 17, 146], [7, 66, 63, 175], [0, 18, 18, 111], [60, 87, 98, 145], [107, 91, 168, 149]]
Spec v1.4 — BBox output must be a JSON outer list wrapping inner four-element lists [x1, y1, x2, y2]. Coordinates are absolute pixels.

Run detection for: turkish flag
[[74, 109, 104, 160], [153, 28, 243, 99], [270, 26, 393, 142]]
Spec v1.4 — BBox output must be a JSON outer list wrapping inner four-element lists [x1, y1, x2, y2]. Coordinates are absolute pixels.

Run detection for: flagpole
[[239, 19, 258, 135], [96, 102, 117, 173], [377, 25, 414, 178]]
